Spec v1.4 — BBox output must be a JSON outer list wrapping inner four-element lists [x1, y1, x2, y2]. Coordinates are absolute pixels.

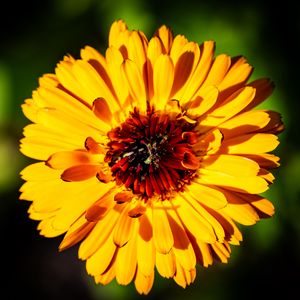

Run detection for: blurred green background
[[1, 0, 299, 299]]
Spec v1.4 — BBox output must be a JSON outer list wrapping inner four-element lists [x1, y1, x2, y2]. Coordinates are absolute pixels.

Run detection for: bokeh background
[[1, 0, 299, 299]]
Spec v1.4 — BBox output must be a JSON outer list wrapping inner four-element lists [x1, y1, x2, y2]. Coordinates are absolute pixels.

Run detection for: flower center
[[105, 107, 199, 199]]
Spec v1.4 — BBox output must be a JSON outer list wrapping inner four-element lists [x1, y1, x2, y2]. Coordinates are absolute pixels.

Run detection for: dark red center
[[105, 108, 199, 199]]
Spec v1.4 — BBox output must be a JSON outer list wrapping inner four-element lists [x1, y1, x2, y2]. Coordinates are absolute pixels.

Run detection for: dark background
[[0, 0, 299, 299]]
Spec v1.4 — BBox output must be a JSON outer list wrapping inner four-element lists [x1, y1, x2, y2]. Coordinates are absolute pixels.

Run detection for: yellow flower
[[20, 20, 283, 294]]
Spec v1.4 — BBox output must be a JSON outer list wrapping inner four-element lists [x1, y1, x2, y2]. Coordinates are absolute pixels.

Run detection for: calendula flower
[[19, 20, 283, 294]]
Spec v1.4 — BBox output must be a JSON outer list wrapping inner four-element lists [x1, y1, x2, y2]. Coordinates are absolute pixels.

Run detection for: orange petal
[[85, 136, 106, 154], [193, 129, 223, 154], [85, 189, 115, 222], [92, 97, 113, 124], [114, 191, 134, 204], [61, 165, 100, 182], [181, 152, 200, 170]]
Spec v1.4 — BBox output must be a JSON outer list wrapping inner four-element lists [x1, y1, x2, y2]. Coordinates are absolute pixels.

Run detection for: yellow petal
[[172, 196, 216, 243], [95, 256, 116, 285], [37, 86, 108, 132], [201, 154, 260, 177], [202, 54, 231, 87], [134, 267, 154, 295], [183, 194, 225, 242], [220, 189, 260, 225], [20, 162, 61, 181], [59, 215, 94, 251], [152, 54, 174, 110], [147, 37, 163, 64], [137, 210, 155, 276], [197, 241, 213, 267], [39, 73, 58, 88], [116, 221, 138, 285], [35, 108, 101, 143], [46, 150, 100, 170], [243, 153, 280, 169], [185, 182, 227, 209], [52, 179, 115, 231], [165, 202, 196, 271], [170, 35, 188, 63], [155, 250, 176, 278], [180, 41, 215, 103], [211, 242, 230, 263], [173, 260, 196, 288], [105, 46, 129, 105], [171, 42, 200, 100], [237, 193, 275, 217], [152, 201, 174, 254], [206, 208, 243, 245], [197, 169, 268, 194], [220, 133, 279, 154], [218, 58, 252, 92], [128, 30, 148, 74], [121, 59, 147, 112], [219, 110, 270, 139], [244, 78, 274, 111], [55, 59, 91, 105], [79, 203, 122, 259], [80, 45, 106, 66], [155, 25, 173, 54], [108, 20, 128, 47], [187, 85, 219, 117], [200, 86, 256, 128], [113, 203, 138, 247], [72, 59, 119, 110], [146, 37, 163, 99], [85, 234, 117, 276]]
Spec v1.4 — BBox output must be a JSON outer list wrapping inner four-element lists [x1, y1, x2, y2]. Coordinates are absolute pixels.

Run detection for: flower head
[[20, 20, 283, 294]]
